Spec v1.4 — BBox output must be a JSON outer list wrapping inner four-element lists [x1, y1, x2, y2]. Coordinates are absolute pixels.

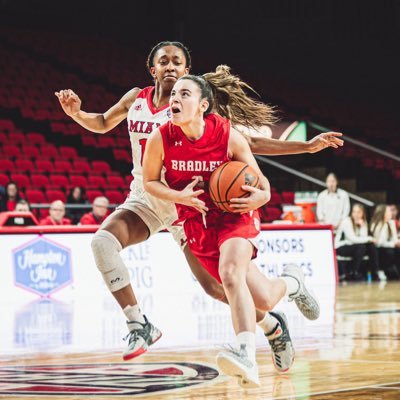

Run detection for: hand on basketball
[[229, 185, 270, 214], [307, 132, 344, 153], [177, 177, 209, 215], [55, 89, 82, 117]]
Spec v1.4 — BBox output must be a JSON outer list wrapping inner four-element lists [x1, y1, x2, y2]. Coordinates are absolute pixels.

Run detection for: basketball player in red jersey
[[143, 70, 307, 387], [55, 42, 341, 365]]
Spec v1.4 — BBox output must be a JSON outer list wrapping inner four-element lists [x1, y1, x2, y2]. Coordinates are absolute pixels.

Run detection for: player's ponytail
[[202, 65, 278, 128]]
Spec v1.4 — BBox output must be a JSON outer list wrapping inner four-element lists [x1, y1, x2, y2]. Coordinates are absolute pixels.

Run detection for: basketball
[[209, 161, 260, 212]]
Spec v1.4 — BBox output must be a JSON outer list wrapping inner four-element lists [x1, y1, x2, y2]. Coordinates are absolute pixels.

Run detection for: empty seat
[[81, 136, 97, 147], [69, 175, 88, 188], [0, 173, 9, 187], [21, 145, 41, 158], [49, 175, 69, 188], [15, 159, 34, 172], [268, 192, 283, 207], [10, 173, 30, 189], [0, 133, 8, 143], [113, 149, 131, 162], [73, 160, 91, 173], [6, 133, 25, 145], [97, 136, 115, 148], [87, 175, 106, 188], [3, 145, 20, 158], [59, 146, 78, 158], [46, 189, 66, 203], [107, 176, 125, 189], [105, 190, 125, 204], [281, 191, 295, 204], [41, 144, 59, 158], [1, 160, 16, 172], [35, 159, 54, 173], [86, 190, 103, 203], [25, 189, 46, 204], [31, 174, 50, 188], [91, 161, 111, 174], [26, 132, 46, 145], [53, 160, 72, 173], [262, 206, 282, 222]]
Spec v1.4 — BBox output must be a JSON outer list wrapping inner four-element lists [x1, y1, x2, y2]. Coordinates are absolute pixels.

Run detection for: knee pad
[[91, 230, 130, 292]]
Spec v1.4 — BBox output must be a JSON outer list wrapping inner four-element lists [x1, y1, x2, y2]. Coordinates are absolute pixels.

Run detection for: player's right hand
[[178, 177, 208, 215], [55, 89, 82, 117]]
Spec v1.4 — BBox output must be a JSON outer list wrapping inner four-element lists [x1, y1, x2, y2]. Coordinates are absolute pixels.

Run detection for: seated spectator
[[0, 182, 22, 212], [389, 204, 399, 232], [66, 186, 88, 224], [371, 204, 400, 280], [335, 203, 380, 281], [79, 196, 109, 225], [317, 173, 350, 231], [15, 199, 31, 212], [39, 200, 72, 225]]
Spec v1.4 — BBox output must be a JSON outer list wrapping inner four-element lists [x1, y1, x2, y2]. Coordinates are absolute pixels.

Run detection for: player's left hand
[[229, 185, 269, 214], [307, 132, 344, 153]]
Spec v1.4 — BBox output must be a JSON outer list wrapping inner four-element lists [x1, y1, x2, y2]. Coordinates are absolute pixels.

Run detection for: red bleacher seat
[[46, 189, 66, 203], [97, 136, 115, 148], [107, 176, 125, 189], [87, 175, 106, 188], [25, 189, 46, 204], [59, 146, 78, 158], [22, 145, 41, 158], [31, 174, 50, 188], [10, 173, 30, 189], [69, 175, 88, 188], [105, 190, 125, 204], [0, 133, 7, 142], [268, 192, 283, 207], [49, 175, 69, 188], [35, 160, 54, 173], [81, 136, 97, 147], [0, 119, 15, 131], [91, 161, 111, 174], [73, 160, 91, 173], [26, 132, 46, 145], [86, 190, 103, 203], [41, 144, 59, 158], [15, 159, 34, 172], [2, 160, 15, 172], [0, 173, 9, 186], [6, 133, 25, 145], [53, 160, 72, 173], [263, 206, 282, 222], [113, 149, 131, 162], [125, 175, 133, 186], [3, 145, 20, 158]]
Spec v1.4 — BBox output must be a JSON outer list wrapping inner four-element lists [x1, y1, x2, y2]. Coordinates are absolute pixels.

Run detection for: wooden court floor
[[1, 282, 400, 399]]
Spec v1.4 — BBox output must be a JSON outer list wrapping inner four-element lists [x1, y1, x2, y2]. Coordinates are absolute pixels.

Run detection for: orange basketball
[[209, 161, 260, 212]]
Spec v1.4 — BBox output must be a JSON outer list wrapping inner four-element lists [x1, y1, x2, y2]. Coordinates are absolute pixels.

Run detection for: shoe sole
[[216, 354, 260, 388], [123, 332, 162, 361]]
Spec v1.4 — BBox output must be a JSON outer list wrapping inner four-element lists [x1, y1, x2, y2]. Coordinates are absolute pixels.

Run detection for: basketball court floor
[[1, 282, 400, 399]]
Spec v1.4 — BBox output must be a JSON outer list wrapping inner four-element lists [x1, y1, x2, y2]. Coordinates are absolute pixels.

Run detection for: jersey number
[[139, 138, 147, 165]]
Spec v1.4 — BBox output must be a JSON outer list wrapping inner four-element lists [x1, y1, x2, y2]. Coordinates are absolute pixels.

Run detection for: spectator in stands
[[388, 204, 399, 231], [15, 199, 31, 212], [335, 203, 381, 281], [39, 200, 72, 225], [371, 204, 400, 280], [79, 196, 109, 225], [316, 173, 350, 230], [66, 186, 88, 224], [0, 182, 22, 212]]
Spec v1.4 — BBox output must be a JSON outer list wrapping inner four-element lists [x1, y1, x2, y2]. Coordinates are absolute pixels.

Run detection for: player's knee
[[219, 262, 243, 290], [91, 230, 121, 272]]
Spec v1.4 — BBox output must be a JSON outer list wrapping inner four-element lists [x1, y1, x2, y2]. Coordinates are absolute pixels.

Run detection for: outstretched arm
[[55, 88, 141, 134], [229, 128, 271, 213], [143, 129, 208, 215], [242, 130, 344, 155]]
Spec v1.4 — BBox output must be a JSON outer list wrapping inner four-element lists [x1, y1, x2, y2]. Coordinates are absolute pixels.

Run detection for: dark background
[[1, 0, 399, 116]]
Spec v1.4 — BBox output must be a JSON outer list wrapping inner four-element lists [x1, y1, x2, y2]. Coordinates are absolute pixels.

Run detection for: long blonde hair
[[180, 65, 278, 129], [370, 204, 396, 239]]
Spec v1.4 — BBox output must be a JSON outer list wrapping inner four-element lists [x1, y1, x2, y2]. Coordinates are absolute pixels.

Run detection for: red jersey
[[39, 216, 72, 226], [159, 113, 231, 221], [79, 212, 108, 225], [159, 113, 260, 282]]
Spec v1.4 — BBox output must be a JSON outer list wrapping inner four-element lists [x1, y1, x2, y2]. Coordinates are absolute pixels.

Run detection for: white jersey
[[127, 86, 171, 191]]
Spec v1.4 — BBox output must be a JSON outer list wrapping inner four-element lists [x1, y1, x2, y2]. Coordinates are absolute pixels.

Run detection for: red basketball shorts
[[183, 210, 261, 283]]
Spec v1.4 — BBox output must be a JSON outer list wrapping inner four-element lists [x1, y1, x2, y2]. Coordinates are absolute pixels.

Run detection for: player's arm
[[238, 126, 343, 155], [55, 88, 141, 134], [228, 128, 271, 213], [143, 130, 208, 214]]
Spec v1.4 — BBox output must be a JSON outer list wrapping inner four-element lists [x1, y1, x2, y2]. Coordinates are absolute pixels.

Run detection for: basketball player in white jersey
[[55, 41, 342, 367]]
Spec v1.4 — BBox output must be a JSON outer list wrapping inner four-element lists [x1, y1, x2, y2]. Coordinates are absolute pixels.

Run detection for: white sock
[[280, 276, 299, 297], [257, 313, 280, 335], [123, 304, 145, 324], [237, 331, 256, 362]]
